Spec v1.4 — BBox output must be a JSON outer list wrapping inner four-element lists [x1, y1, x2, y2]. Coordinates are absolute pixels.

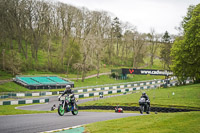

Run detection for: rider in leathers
[[140, 92, 150, 107], [59, 85, 76, 110]]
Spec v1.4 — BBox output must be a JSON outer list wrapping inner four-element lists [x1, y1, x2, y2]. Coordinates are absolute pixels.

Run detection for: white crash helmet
[[65, 85, 71, 90]]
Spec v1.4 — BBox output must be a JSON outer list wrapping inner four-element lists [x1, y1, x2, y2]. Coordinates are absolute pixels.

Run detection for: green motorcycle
[[58, 95, 78, 116]]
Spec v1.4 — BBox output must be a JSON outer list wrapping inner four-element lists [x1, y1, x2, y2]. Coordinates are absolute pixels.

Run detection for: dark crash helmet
[[142, 92, 146, 96], [65, 85, 71, 90]]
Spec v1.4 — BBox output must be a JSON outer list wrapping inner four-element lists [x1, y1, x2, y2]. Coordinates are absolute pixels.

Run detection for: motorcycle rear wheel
[[58, 104, 65, 116], [146, 106, 150, 114]]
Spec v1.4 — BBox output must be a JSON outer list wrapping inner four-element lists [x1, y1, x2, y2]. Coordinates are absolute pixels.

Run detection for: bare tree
[[147, 28, 160, 67], [81, 33, 94, 82], [121, 22, 137, 65], [0, 0, 162, 76], [72, 63, 82, 81]]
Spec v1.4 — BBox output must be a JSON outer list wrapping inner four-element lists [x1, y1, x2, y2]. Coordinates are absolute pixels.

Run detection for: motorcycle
[[58, 94, 78, 116], [139, 97, 150, 114]]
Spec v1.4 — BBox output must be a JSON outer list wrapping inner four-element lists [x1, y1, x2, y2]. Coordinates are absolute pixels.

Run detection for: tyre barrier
[[79, 106, 200, 113]]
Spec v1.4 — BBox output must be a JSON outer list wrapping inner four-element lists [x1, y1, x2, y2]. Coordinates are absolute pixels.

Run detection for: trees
[[0, 0, 168, 79], [171, 4, 200, 83], [123, 30, 146, 68], [5, 50, 22, 75], [81, 33, 95, 82], [112, 17, 122, 57], [147, 28, 160, 67], [160, 31, 172, 70], [132, 33, 146, 68]]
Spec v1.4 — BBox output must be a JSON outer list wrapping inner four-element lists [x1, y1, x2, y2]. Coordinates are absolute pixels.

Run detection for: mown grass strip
[[79, 84, 200, 110], [85, 111, 200, 133], [0, 104, 55, 115]]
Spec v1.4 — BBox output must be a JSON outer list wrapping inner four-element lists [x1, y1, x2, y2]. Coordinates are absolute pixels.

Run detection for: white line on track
[[15, 103, 49, 110], [40, 124, 85, 133]]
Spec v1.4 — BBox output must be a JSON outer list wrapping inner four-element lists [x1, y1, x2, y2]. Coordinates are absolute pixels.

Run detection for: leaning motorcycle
[[139, 97, 150, 114], [58, 94, 78, 116]]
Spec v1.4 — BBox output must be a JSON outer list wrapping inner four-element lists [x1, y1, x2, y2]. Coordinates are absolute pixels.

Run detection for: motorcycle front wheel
[[140, 105, 144, 114], [146, 106, 150, 114], [72, 104, 78, 115], [58, 104, 65, 116]]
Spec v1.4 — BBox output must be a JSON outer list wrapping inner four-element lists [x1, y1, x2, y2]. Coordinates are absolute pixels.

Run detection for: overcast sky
[[57, 0, 199, 35]]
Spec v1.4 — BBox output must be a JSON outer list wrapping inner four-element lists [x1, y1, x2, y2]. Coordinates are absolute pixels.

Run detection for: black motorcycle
[[139, 97, 150, 114], [58, 95, 78, 116]]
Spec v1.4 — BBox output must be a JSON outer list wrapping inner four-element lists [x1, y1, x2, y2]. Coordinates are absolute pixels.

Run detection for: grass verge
[[79, 84, 200, 109], [0, 70, 13, 80], [0, 104, 55, 115], [67, 75, 164, 88], [85, 111, 200, 133]]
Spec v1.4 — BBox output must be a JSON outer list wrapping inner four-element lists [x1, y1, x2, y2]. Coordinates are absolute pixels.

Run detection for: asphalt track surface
[[0, 112, 142, 133], [1, 95, 143, 133], [16, 94, 127, 111]]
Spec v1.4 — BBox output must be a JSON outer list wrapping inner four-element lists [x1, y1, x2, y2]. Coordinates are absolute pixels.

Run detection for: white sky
[[57, 0, 199, 35]]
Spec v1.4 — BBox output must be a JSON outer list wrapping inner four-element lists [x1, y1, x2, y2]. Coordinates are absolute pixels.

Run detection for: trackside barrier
[[0, 77, 191, 100], [0, 98, 49, 105], [73, 76, 178, 93], [3, 78, 186, 100], [74, 84, 160, 98], [73, 79, 166, 93], [79, 106, 200, 112], [0, 80, 193, 106], [0, 91, 60, 99], [74, 80, 193, 99], [0, 77, 177, 99], [1, 79, 161, 99]]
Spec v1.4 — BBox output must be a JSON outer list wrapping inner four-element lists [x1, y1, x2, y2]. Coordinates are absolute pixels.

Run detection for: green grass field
[[83, 84, 200, 133], [0, 83, 199, 133], [85, 111, 200, 133], [0, 70, 13, 80], [144, 58, 163, 70], [0, 104, 54, 115], [0, 82, 29, 92], [72, 75, 164, 88], [0, 65, 120, 80], [80, 84, 200, 109]]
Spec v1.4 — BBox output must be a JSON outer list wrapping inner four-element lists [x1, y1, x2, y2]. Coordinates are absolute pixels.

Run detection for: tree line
[[1, 0, 197, 83], [171, 4, 200, 83]]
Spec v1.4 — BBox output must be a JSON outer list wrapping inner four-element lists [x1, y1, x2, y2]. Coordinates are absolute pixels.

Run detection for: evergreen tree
[[112, 17, 122, 57], [160, 31, 172, 70]]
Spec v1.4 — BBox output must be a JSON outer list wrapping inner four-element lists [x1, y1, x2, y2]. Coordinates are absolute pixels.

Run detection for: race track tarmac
[[1, 94, 143, 133], [0, 112, 142, 133], [16, 94, 125, 111]]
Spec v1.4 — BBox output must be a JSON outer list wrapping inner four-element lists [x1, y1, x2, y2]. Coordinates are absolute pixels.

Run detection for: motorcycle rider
[[58, 85, 77, 110], [140, 92, 150, 107]]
